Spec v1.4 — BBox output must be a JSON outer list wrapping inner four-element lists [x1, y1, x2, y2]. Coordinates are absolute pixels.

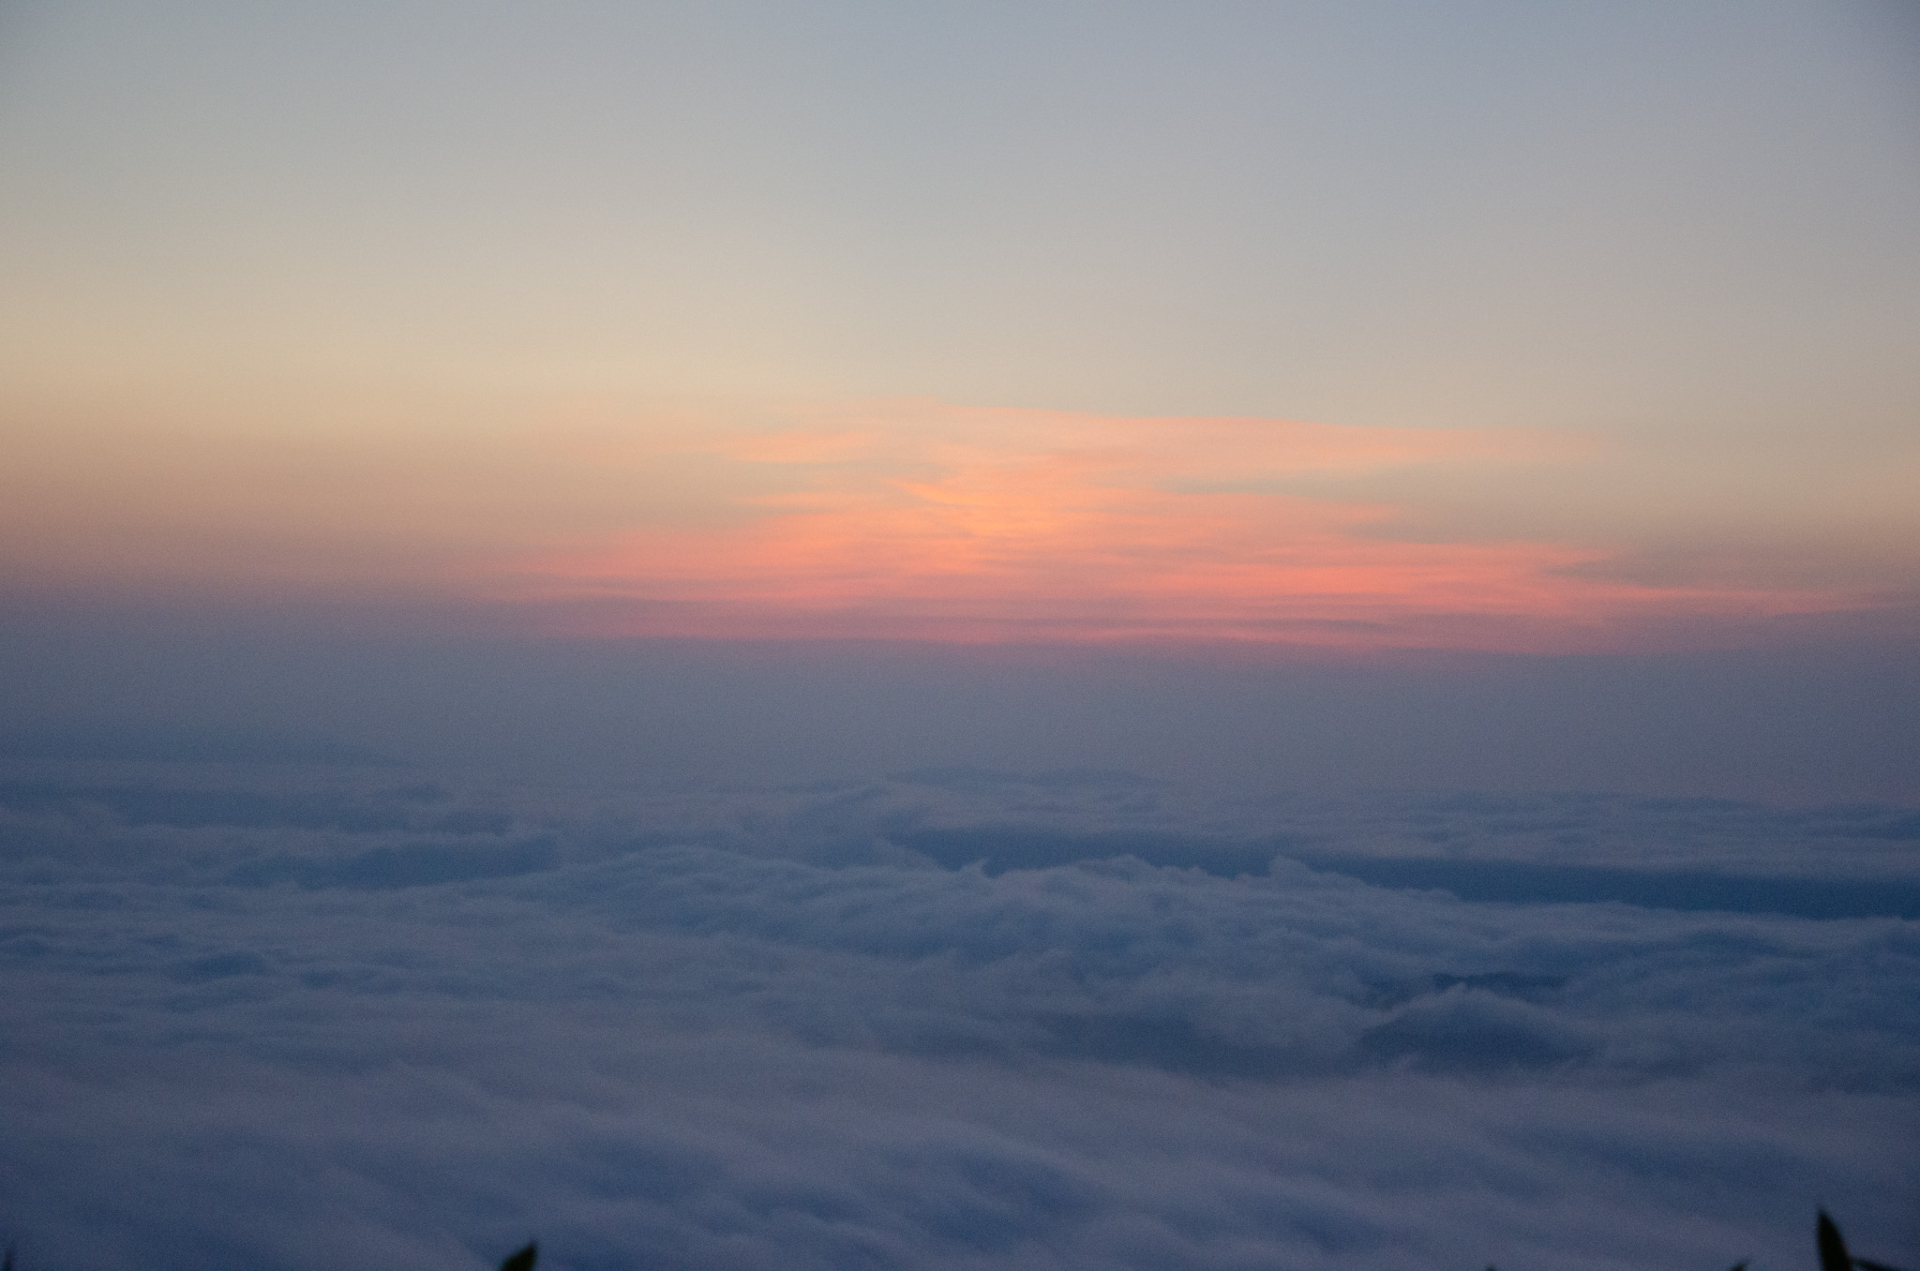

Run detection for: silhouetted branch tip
[[498, 1240, 536, 1271], [1819, 1209, 1852, 1271]]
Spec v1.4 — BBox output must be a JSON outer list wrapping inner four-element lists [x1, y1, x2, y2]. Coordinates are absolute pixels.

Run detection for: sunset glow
[[493, 403, 1852, 650], [0, 396, 1874, 652]]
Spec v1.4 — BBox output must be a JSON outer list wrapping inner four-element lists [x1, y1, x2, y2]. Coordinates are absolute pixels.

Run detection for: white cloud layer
[[0, 763, 1915, 1270]]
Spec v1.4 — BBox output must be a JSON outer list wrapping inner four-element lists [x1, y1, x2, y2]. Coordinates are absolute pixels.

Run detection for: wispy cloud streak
[[510, 402, 1851, 649], [1, 398, 1884, 651]]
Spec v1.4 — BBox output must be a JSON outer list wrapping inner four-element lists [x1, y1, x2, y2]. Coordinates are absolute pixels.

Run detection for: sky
[[1, 3, 1918, 1268], [2, 0, 1917, 798], [3, 1, 1918, 657]]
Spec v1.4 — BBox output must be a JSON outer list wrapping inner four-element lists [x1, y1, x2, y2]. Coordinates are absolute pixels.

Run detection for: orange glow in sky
[[0, 397, 1885, 653], [497, 402, 1855, 651]]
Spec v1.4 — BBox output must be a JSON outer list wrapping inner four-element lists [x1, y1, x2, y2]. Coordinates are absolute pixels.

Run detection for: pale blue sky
[[2, 0, 1915, 432]]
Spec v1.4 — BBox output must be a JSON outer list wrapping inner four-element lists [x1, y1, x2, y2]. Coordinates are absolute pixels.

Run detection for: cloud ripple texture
[[0, 765, 1915, 1270]]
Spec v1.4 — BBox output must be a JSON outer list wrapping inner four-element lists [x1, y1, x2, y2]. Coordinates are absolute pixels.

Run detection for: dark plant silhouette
[[3, 1210, 1915, 1269], [1823, 1209, 1858, 1271], [1475, 1212, 1908, 1271], [1822, 1208, 1913, 1271]]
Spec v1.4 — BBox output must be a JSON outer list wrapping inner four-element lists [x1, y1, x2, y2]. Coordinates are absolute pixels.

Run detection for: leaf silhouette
[[498, 1240, 537, 1271], [1819, 1210, 1853, 1271]]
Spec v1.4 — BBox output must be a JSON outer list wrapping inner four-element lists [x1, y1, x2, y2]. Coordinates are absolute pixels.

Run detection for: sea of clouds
[[0, 761, 1915, 1270]]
